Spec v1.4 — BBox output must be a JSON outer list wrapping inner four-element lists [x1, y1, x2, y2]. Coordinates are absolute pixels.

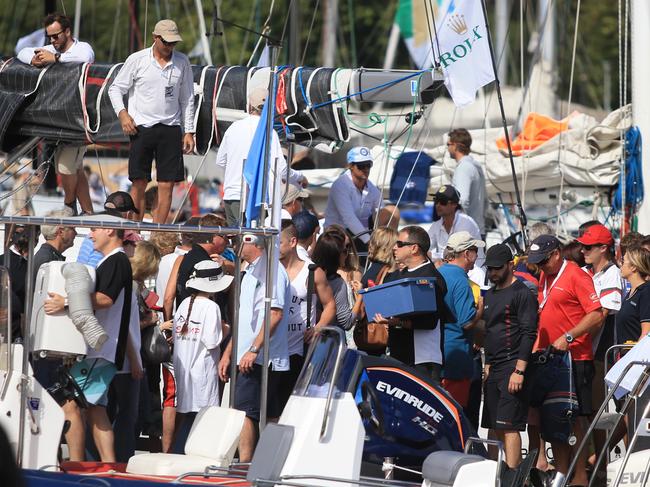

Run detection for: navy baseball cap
[[292, 211, 320, 240], [430, 184, 460, 203], [527, 235, 561, 264]]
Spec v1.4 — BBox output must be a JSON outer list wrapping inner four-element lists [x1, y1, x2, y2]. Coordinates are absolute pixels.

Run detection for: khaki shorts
[[55, 145, 87, 175]]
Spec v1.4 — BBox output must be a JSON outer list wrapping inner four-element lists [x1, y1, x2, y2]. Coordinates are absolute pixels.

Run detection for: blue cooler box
[[358, 277, 437, 318]]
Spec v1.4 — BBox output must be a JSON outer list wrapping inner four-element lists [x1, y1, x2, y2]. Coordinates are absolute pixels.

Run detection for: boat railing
[[566, 359, 650, 487], [612, 395, 650, 487], [464, 437, 504, 487]]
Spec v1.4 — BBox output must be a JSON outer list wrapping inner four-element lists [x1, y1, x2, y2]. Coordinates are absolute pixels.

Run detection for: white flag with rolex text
[[435, 0, 495, 107]]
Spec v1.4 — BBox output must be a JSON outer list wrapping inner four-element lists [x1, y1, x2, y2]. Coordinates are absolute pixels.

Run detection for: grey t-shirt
[[452, 155, 487, 234]]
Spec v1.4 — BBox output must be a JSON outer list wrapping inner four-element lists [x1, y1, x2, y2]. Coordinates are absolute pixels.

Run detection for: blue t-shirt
[[438, 263, 476, 380], [76, 236, 103, 268]]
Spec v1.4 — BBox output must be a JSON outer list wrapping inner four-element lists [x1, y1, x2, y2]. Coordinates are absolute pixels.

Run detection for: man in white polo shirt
[[427, 184, 484, 267], [108, 19, 195, 224], [17, 13, 95, 216]]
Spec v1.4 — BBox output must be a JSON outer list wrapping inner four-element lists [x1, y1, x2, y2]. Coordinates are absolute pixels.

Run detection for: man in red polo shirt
[[527, 234, 603, 486]]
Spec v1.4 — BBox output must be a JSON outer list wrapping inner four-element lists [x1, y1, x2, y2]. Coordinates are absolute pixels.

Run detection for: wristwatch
[[565, 333, 575, 343], [249, 345, 260, 354], [54, 52, 61, 62], [513, 369, 525, 376]]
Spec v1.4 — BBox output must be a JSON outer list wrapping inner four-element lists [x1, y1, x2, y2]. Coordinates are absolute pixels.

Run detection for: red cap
[[576, 224, 614, 246]]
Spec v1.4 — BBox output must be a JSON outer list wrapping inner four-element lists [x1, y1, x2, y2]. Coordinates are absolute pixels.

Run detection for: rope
[[93, 147, 109, 200], [554, 0, 581, 234]]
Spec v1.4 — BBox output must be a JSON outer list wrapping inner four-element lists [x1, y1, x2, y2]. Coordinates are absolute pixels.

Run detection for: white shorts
[[55, 145, 87, 175]]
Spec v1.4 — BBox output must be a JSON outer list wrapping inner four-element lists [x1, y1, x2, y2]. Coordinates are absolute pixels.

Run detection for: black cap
[[485, 244, 513, 268], [104, 191, 139, 214], [430, 184, 460, 203], [527, 234, 561, 264], [292, 210, 320, 240]]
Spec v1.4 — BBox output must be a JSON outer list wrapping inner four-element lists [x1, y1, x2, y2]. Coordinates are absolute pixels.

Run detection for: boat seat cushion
[[126, 406, 245, 477], [422, 451, 485, 486], [126, 452, 229, 477]]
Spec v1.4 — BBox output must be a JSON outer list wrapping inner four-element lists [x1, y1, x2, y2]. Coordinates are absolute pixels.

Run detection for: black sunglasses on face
[[395, 240, 418, 248], [435, 199, 451, 206], [158, 37, 178, 46], [47, 30, 64, 40], [355, 163, 373, 171]]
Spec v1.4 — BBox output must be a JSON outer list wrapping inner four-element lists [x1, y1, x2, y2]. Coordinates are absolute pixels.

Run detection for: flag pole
[[480, 0, 528, 246]]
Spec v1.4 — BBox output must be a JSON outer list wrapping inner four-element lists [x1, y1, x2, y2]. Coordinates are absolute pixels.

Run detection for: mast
[[495, 0, 509, 83], [73, 0, 82, 39], [194, 0, 213, 65], [321, 0, 338, 67], [632, 0, 650, 233], [537, 0, 557, 116]]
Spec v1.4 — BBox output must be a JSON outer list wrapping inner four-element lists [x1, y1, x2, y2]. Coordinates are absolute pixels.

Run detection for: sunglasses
[[354, 163, 373, 171], [47, 30, 64, 40], [158, 37, 178, 46], [435, 198, 452, 205], [581, 244, 605, 251], [395, 240, 418, 248]]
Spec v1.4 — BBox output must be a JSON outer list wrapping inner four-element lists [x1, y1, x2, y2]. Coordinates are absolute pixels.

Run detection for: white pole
[[73, 0, 82, 39], [632, 0, 650, 233], [496, 0, 509, 83], [194, 0, 213, 65], [382, 23, 400, 70], [321, 0, 339, 67]]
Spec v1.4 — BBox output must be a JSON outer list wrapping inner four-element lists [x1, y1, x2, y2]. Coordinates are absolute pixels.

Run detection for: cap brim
[[185, 275, 234, 294], [485, 258, 510, 268], [160, 34, 182, 42], [527, 252, 549, 265]]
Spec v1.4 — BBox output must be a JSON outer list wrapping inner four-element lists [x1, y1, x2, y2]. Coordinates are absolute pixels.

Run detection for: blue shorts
[[70, 358, 117, 407], [528, 350, 579, 444], [234, 364, 282, 422]]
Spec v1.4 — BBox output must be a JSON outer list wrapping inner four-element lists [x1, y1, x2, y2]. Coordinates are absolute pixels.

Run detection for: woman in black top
[[616, 245, 650, 344], [361, 226, 398, 288]]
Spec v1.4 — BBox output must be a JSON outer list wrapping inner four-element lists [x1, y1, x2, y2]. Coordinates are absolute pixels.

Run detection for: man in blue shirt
[[438, 231, 484, 408]]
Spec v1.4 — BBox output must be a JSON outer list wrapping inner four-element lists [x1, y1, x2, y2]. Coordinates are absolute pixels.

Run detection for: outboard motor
[[339, 352, 482, 470]]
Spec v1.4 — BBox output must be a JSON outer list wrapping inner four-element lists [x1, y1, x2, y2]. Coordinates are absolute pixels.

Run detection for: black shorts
[[234, 364, 282, 422], [574, 359, 595, 416], [129, 124, 184, 182], [481, 365, 529, 431]]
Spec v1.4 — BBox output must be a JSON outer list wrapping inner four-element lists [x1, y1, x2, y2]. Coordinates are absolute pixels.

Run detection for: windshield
[[293, 329, 344, 399]]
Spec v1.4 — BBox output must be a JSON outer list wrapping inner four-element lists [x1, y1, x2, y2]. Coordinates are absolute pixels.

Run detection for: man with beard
[[481, 244, 538, 468], [17, 13, 95, 215]]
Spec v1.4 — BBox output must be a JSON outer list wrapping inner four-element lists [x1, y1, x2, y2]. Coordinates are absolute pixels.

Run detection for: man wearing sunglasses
[[527, 234, 603, 486], [325, 146, 382, 253], [427, 184, 484, 267], [447, 128, 487, 237], [108, 19, 195, 224], [17, 13, 95, 216]]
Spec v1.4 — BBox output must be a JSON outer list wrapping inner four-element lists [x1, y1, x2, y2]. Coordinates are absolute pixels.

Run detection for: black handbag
[[141, 324, 172, 364]]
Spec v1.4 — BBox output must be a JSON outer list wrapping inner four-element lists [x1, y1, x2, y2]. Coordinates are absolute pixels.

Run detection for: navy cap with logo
[[485, 243, 514, 268], [527, 234, 561, 264], [430, 184, 460, 203], [292, 211, 320, 240]]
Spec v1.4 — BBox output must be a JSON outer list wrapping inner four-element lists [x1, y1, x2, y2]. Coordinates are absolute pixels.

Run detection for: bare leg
[[155, 181, 174, 224], [161, 406, 176, 453], [75, 169, 93, 214], [130, 179, 147, 221], [550, 442, 570, 477], [528, 424, 549, 470], [62, 400, 85, 461], [570, 418, 589, 486], [87, 405, 116, 463], [238, 417, 258, 463], [60, 173, 79, 210], [503, 430, 523, 468]]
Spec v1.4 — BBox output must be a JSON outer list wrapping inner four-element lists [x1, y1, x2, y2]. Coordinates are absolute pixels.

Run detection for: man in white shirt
[[324, 146, 382, 251], [108, 19, 195, 224], [17, 13, 95, 216], [427, 184, 484, 266], [218, 233, 290, 462], [216, 87, 307, 226], [448, 129, 488, 237]]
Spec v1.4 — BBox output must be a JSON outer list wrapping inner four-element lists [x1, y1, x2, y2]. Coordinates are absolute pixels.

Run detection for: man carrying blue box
[[373, 225, 453, 383]]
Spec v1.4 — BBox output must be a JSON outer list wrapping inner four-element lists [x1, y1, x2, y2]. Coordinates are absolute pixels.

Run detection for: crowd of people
[[5, 12, 649, 486]]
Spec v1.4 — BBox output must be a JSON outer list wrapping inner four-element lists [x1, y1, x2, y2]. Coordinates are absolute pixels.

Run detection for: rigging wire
[[301, 0, 321, 65], [554, 0, 581, 234]]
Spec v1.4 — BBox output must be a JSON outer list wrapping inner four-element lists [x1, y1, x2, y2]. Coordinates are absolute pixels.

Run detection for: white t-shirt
[[155, 246, 189, 308], [17, 38, 95, 64], [427, 211, 485, 267], [286, 261, 317, 356], [585, 262, 623, 354], [173, 296, 223, 413]]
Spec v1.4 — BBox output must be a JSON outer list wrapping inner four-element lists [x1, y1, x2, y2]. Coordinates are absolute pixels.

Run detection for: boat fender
[[62, 262, 108, 351]]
